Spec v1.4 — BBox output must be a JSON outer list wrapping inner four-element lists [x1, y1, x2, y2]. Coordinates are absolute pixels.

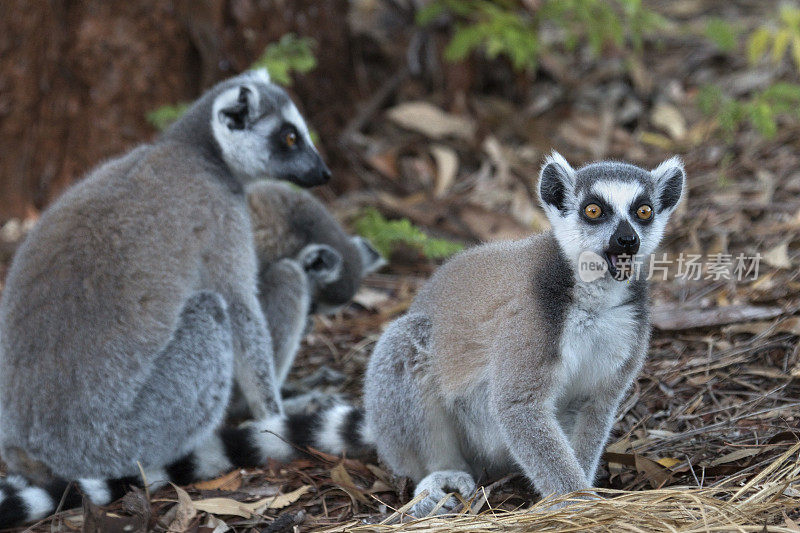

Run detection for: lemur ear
[[249, 68, 271, 84], [298, 244, 343, 284], [352, 236, 387, 275], [651, 156, 686, 212], [538, 151, 576, 213], [218, 86, 257, 131]]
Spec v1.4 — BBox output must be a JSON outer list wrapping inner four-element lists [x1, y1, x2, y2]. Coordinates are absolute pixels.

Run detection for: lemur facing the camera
[[364, 153, 686, 516], [0, 70, 369, 528]]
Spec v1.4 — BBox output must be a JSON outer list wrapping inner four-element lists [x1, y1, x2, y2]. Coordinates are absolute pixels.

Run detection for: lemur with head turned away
[[0, 70, 369, 528]]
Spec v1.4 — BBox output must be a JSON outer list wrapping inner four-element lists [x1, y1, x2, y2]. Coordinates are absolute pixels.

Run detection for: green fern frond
[[354, 208, 463, 260], [145, 103, 190, 132], [251, 34, 317, 86], [419, 0, 665, 73]]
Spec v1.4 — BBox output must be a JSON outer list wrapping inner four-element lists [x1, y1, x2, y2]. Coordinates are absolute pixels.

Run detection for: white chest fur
[[556, 280, 639, 401]]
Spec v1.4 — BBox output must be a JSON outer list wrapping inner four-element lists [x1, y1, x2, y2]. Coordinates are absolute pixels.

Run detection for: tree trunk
[[0, 0, 353, 221]]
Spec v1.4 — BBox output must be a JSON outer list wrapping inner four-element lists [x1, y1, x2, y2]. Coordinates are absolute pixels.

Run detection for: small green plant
[[417, 0, 665, 72], [698, 82, 800, 139], [418, 0, 540, 71], [145, 103, 190, 131], [747, 4, 800, 70], [251, 34, 317, 86], [704, 17, 739, 52], [147, 34, 317, 131], [354, 208, 463, 260], [698, 5, 800, 139]]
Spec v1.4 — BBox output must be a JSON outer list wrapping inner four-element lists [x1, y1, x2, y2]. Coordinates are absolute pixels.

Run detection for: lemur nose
[[617, 234, 639, 248]]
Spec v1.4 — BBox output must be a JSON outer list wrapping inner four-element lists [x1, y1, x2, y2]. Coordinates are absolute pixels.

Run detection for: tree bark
[[0, 0, 353, 221]]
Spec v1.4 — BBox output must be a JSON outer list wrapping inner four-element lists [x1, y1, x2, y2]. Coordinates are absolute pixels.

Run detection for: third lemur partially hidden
[[246, 181, 385, 388], [364, 153, 686, 516]]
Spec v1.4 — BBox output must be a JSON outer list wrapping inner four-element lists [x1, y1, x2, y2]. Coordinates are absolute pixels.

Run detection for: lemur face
[[538, 152, 685, 280], [212, 69, 331, 187]]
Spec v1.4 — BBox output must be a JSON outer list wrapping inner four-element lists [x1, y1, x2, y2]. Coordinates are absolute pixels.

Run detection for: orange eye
[[636, 204, 652, 220], [584, 203, 602, 219], [285, 131, 297, 147]]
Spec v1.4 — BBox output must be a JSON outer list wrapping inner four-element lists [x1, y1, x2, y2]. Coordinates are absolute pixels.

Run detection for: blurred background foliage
[[3, 0, 800, 258], [146, 33, 318, 130], [699, 4, 800, 138], [417, 0, 664, 71]]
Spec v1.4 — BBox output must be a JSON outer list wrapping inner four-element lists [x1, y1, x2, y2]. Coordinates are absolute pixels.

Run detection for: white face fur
[[210, 69, 330, 187], [538, 152, 685, 282]]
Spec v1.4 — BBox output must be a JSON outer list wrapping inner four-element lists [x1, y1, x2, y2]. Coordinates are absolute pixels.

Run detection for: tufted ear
[[249, 68, 271, 84], [352, 236, 387, 275], [538, 151, 576, 214], [651, 156, 686, 213], [217, 85, 258, 131]]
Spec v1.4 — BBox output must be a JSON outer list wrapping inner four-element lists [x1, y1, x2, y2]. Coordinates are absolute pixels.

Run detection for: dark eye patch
[[270, 122, 302, 153]]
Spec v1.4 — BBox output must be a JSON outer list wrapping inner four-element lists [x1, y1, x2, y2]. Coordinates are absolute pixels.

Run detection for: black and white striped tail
[[0, 404, 373, 528]]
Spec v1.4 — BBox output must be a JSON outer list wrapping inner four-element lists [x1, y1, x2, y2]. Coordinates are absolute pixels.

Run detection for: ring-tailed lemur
[[224, 182, 385, 420], [0, 69, 368, 528], [247, 181, 385, 388], [363, 153, 686, 516]]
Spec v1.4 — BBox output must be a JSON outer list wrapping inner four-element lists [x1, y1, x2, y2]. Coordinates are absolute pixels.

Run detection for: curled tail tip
[[0, 476, 74, 529], [0, 474, 133, 529], [0, 482, 26, 528]]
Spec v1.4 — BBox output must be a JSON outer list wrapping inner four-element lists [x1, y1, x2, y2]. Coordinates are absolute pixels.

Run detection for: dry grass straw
[[317, 443, 800, 533]]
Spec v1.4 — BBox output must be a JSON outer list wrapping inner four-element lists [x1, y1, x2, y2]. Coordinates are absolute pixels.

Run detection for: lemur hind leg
[[4, 291, 235, 482], [364, 313, 476, 516]]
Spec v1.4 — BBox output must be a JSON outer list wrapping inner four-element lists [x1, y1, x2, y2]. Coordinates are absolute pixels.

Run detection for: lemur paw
[[409, 470, 476, 517]]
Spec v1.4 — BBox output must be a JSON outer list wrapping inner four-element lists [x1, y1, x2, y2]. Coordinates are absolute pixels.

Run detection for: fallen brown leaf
[[430, 144, 458, 198], [708, 448, 761, 467], [331, 462, 369, 504], [168, 484, 197, 532], [191, 469, 242, 492], [386, 101, 476, 140], [191, 485, 311, 518]]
